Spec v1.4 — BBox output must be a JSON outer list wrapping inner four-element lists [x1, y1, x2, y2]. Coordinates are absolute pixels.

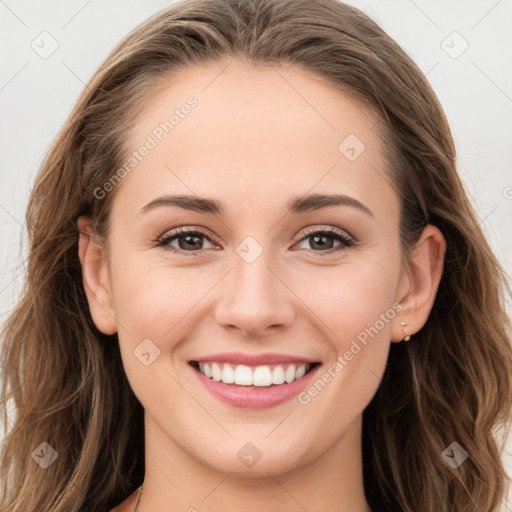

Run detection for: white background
[[1, 0, 511, 509]]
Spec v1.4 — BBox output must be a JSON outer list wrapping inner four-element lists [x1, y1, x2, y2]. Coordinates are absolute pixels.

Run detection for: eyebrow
[[138, 193, 374, 218]]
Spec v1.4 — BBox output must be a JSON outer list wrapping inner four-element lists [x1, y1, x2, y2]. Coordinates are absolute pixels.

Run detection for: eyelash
[[154, 225, 355, 256]]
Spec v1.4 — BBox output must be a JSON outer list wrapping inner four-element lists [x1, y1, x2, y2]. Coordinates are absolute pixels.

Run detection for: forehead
[[116, 61, 397, 221]]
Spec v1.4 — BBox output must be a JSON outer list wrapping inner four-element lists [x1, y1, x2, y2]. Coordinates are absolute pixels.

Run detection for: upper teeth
[[198, 362, 311, 386]]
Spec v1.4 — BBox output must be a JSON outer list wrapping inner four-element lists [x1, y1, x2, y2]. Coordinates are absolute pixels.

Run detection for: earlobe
[[77, 216, 117, 335], [391, 225, 446, 343]]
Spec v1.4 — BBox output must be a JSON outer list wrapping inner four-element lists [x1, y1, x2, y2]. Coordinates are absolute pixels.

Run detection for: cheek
[[293, 258, 400, 348], [287, 254, 400, 409], [108, 251, 222, 355], [108, 257, 215, 402], [117, 272, 197, 330]]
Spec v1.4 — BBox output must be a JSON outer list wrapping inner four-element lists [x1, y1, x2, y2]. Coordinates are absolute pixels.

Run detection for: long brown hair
[[1, 1, 511, 510]]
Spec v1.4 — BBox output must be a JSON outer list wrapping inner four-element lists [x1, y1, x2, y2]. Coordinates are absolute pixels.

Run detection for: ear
[[77, 215, 117, 335], [390, 224, 446, 343]]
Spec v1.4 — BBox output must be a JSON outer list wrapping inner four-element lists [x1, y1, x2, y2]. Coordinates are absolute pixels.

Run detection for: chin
[[197, 444, 312, 477]]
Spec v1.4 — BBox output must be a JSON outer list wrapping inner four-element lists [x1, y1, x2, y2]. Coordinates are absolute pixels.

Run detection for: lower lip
[[190, 363, 321, 409]]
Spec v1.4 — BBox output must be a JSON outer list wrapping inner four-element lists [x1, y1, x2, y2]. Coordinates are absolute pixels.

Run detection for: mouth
[[188, 361, 321, 388], [187, 352, 322, 408]]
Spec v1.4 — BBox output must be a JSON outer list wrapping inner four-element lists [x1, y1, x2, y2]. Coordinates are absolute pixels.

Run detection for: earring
[[400, 321, 411, 342]]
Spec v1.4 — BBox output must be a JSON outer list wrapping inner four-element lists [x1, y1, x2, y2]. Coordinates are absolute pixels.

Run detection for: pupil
[[180, 234, 202, 250], [311, 234, 333, 250]]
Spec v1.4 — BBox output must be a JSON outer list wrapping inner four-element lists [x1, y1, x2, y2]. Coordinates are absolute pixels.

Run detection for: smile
[[193, 361, 315, 387], [188, 355, 321, 409]]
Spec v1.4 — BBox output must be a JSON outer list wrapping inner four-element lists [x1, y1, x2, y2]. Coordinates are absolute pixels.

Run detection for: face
[[83, 61, 418, 476]]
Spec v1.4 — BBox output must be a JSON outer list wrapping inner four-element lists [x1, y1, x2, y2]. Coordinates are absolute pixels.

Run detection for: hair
[[1, 0, 511, 510]]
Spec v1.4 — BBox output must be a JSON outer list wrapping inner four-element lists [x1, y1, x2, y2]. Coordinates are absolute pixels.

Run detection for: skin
[[78, 60, 445, 512]]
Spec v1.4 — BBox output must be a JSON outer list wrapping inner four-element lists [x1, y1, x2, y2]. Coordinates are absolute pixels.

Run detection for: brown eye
[[156, 228, 217, 253], [294, 227, 354, 254]]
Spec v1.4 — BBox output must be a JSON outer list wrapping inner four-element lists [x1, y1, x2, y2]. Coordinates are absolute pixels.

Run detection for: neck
[[138, 412, 370, 511]]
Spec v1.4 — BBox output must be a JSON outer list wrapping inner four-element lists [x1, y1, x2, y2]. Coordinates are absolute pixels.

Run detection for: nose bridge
[[214, 238, 295, 336], [233, 245, 276, 298]]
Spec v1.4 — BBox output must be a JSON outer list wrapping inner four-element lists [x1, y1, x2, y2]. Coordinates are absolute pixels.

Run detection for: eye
[[155, 227, 218, 254], [154, 225, 355, 256], [293, 226, 355, 255]]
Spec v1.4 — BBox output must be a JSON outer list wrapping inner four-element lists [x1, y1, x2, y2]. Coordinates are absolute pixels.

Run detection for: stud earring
[[400, 321, 411, 342]]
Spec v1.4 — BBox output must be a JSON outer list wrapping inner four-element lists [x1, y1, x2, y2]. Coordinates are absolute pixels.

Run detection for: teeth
[[221, 363, 235, 384], [272, 365, 285, 385], [295, 365, 306, 380], [211, 363, 222, 381], [253, 365, 272, 386], [197, 362, 312, 386], [234, 365, 253, 385], [284, 364, 296, 383]]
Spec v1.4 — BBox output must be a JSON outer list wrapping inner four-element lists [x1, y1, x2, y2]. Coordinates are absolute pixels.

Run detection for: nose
[[214, 251, 295, 338]]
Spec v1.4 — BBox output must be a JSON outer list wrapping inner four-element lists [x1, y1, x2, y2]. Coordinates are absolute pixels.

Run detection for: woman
[[1, 0, 511, 510]]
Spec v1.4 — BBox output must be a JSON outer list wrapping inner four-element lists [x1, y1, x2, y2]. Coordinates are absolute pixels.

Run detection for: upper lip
[[190, 352, 319, 366]]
